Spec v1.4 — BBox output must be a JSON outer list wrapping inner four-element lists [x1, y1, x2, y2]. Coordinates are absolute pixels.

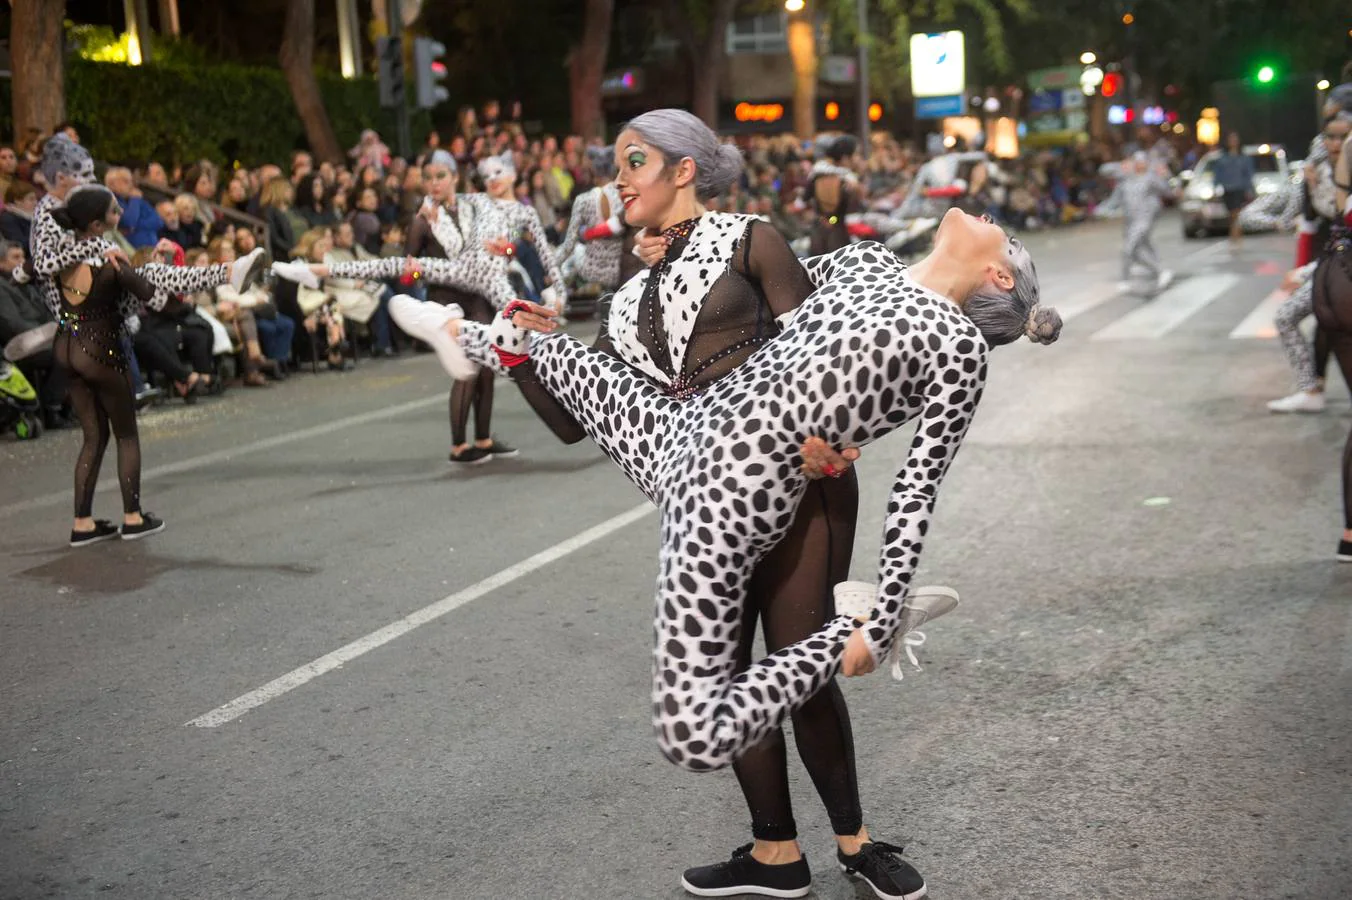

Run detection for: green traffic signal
[[1256, 65, 1275, 84]]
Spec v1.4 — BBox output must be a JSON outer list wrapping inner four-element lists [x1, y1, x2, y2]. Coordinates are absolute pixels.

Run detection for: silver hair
[[964, 242, 1061, 347], [623, 108, 743, 199], [425, 149, 457, 173]]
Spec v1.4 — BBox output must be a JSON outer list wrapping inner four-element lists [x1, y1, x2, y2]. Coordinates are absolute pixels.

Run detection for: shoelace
[[887, 631, 927, 682], [844, 841, 908, 875]]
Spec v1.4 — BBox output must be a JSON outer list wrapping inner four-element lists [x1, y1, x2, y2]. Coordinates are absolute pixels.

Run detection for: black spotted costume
[[448, 221, 989, 772], [555, 183, 626, 289]]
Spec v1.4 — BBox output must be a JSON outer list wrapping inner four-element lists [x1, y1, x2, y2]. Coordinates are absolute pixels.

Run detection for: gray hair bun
[[625, 108, 744, 200], [1024, 305, 1062, 345]]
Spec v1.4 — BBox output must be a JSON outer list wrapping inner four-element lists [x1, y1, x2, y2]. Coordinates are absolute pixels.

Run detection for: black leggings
[[442, 292, 495, 446], [54, 331, 141, 518], [733, 473, 863, 840], [1312, 244, 1352, 529]]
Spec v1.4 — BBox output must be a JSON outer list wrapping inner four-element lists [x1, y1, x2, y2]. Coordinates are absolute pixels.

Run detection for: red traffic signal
[[1101, 72, 1123, 98]]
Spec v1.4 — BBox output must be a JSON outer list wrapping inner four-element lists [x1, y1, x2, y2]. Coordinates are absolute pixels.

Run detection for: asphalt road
[[2, 215, 1349, 900]]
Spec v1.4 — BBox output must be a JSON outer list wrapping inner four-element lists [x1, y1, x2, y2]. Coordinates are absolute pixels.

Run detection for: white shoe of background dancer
[[270, 259, 319, 290], [1266, 390, 1326, 413], [833, 582, 960, 681], [231, 247, 267, 292], [388, 295, 478, 381], [1156, 269, 1174, 292]]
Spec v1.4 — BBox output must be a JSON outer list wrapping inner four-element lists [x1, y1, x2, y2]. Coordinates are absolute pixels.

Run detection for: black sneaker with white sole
[[483, 439, 518, 458], [681, 844, 810, 898], [1338, 539, 1352, 562], [120, 513, 166, 541], [70, 519, 120, 547], [838, 841, 927, 900], [448, 446, 492, 465]]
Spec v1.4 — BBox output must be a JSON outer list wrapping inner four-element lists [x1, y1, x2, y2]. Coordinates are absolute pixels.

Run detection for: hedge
[[5, 57, 433, 168]]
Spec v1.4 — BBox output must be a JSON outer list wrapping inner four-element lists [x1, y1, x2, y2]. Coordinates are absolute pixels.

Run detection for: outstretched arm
[[859, 350, 987, 664]]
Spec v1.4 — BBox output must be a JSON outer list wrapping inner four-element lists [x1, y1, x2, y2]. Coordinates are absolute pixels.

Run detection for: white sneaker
[[388, 295, 478, 381], [231, 247, 267, 292], [3, 321, 57, 362], [270, 259, 319, 290], [833, 582, 960, 681], [1266, 391, 1326, 414], [1116, 280, 1136, 293], [1156, 269, 1174, 291]]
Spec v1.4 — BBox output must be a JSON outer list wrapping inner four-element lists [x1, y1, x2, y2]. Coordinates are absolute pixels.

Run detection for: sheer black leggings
[[733, 473, 863, 840], [443, 292, 495, 446], [1312, 245, 1352, 529], [54, 331, 142, 518]]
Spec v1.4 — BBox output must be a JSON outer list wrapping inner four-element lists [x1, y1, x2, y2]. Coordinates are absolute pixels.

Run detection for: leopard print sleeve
[[862, 335, 989, 662]]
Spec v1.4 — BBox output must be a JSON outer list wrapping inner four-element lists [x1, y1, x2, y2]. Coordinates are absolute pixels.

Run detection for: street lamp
[[1080, 51, 1097, 65], [784, 0, 804, 11], [1317, 79, 1331, 91]]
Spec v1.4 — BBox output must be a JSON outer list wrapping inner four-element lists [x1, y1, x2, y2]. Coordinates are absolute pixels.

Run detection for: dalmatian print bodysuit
[[416, 192, 522, 310], [33, 193, 237, 326], [456, 231, 990, 772], [555, 183, 625, 289]]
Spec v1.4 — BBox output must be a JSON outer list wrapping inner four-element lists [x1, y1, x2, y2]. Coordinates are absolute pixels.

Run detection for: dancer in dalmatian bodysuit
[[1112, 153, 1173, 294], [555, 171, 629, 290], [391, 110, 1059, 898], [475, 152, 568, 314], [400, 149, 520, 465], [33, 136, 267, 333]]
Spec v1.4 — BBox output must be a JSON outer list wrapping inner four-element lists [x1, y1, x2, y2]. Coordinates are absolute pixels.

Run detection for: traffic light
[[413, 36, 449, 109], [1101, 72, 1123, 98], [376, 36, 404, 110]]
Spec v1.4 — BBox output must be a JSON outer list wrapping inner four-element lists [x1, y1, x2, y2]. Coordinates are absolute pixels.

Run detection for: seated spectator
[[143, 161, 169, 189], [324, 221, 394, 356], [189, 239, 271, 387], [209, 238, 293, 378], [378, 173, 402, 224], [173, 194, 207, 247], [184, 165, 221, 233], [125, 248, 212, 403], [218, 176, 250, 212], [378, 222, 405, 258], [292, 228, 352, 371], [104, 166, 163, 249], [259, 177, 301, 263], [0, 146, 16, 207], [234, 226, 260, 260], [348, 187, 382, 255], [0, 239, 69, 427], [0, 181, 37, 254], [296, 174, 338, 228]]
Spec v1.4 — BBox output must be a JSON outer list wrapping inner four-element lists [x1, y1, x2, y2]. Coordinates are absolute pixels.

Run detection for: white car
[[1179, 144, 1290, 237]]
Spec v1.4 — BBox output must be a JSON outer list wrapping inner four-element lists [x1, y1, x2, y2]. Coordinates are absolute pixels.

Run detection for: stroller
[[0, 358, 42, 439]]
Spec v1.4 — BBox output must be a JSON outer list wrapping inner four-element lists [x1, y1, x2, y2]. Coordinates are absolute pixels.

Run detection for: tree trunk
[[279, 0, 342, 163], [787, 13, 817, 141], [690, 0, 737, 128], [10, 0, 67, 144], [568, 0, 614, 140]]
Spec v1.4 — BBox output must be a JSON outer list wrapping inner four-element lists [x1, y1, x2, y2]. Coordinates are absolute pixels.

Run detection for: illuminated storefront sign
[[734, 102, 785, 123], [909, 31, 965, 98]]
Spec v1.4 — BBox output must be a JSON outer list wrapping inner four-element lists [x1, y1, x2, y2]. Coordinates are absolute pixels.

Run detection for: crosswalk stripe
[[1089, 273, 1240, 341], [1049, 281, 1119, 323], [1229, 288, 1288, 339]]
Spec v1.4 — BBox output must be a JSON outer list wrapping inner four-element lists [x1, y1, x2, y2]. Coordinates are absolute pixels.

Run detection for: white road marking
[[1229, 288, 1288, 339], [1090, 274, 1240, 341], [1047, 281, 1120, 323], [0, 393, 446, 517], [186, 502, 656, 728]]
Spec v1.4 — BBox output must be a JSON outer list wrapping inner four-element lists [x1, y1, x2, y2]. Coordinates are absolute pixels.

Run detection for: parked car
[[1179, 144, 1290, 238]]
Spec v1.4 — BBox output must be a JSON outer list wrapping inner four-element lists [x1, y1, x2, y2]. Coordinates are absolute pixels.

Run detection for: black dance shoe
[[70, 520, 120, 547], [838, 841, 927, 900], [1338, 539, 1351, 562], [680, 844, 810, 898], [120, 513, 166, 541]]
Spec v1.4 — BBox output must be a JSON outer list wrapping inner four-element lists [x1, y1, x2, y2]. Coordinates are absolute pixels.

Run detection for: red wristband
[[493, 346, 529, 368]]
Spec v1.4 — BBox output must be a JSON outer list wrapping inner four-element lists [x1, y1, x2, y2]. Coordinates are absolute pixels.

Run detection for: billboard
[[909, 31, 965, 98]]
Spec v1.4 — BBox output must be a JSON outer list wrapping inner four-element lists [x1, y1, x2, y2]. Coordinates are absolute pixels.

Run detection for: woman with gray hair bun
[[389, 109, 1057, 900]]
